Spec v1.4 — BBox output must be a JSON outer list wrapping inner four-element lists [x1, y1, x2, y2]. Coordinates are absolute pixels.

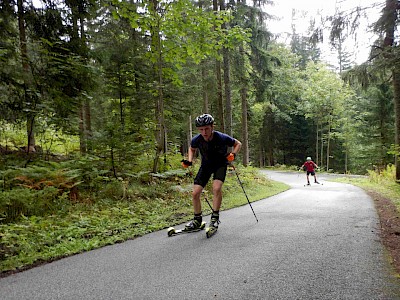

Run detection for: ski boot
[[206, 214, 219, 238], [183, 216, 205, 233], [167, 218, 206, 237]]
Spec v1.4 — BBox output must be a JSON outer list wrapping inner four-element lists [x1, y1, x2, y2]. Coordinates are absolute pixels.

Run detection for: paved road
[[1, 171, 400, 299]]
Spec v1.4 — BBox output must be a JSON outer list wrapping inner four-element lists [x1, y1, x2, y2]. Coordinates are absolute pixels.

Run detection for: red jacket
[[303, 161, 317, 172]]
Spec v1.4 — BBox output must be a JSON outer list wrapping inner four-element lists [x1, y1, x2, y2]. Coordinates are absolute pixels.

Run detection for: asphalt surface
[[1, 170, 400, 299]]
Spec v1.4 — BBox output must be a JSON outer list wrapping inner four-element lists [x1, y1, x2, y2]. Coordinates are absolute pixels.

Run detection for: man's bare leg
[[192, 184, 203, 214], [212, 179, 223, 211]]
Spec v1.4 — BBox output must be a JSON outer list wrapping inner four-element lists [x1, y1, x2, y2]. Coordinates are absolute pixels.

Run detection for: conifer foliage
[[0, 0, 398, 177]]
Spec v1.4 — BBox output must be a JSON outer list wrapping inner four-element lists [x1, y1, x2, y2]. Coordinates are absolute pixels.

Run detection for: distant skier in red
[[301, 157, 319, 185]]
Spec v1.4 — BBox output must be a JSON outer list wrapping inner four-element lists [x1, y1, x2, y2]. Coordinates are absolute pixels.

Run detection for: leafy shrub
[[0, 187, 69, 223], [0, 162, 84, 223], [0, 164, 81, 191], [59, 156, 110, 190], [368, 164, 396, 183], [381, 164, 395, 180]]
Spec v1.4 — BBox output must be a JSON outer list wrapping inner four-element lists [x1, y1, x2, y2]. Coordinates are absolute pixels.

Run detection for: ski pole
[[230, 164, 258, 223], [203, 192, 213, 211], [203, 192, 221, 224]]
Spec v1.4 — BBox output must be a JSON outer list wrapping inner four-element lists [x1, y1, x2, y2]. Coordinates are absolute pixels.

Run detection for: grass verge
[[333, 176, 400, 276], [333, 176, 400, 211]]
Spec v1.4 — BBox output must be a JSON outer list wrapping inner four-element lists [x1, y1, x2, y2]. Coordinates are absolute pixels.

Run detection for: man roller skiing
[[301, 156, 319, 185], [181, 114, 242, 236]]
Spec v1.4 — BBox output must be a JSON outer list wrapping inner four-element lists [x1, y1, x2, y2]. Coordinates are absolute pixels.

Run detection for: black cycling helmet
[[195, 114, 214, 127]]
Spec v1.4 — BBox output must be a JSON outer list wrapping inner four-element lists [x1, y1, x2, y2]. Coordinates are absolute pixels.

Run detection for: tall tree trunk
[[265, 110, 275, 166], [213, 0, 224, 131], [239, 45, 249, 166], [79, 7, 92, 152], [119, 91, 124, 127], [70, 5, 86, 154], [150, 0, 166, 173], [379, 95, 387, 168], [153, 49, 165, 173], [215, 60, 224, 131], [220, 0, 232, 136], [26, 117, 35, 153], [267, 147, 274, 166], [241, 86, 249, 166], [84, 99, 91, 151], [199, 1, 209, 115], [315, 123, 319, 165], [202, 66, 209, 113], [326, 117, 331, 171], [79, 105, 87, 154], [393, 70, 400, 181], [188, 114, 192, 153], [345, 134, 349, 173], [17, 0, 35, 153], [381, 0, 400, 180], [259, 146, 264, 167], [320, 124, 324, 169], [223, 49, 232, 136]]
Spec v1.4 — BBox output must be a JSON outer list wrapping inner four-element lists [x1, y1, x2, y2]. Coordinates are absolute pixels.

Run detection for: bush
[[0, 164, 81, 192], [0, 187, 69, 223], [368, 164, 396, 183], [382, 164, 396, 180]]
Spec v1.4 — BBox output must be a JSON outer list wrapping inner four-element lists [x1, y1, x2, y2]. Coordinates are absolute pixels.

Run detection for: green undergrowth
[[0, 166, 289, 274]]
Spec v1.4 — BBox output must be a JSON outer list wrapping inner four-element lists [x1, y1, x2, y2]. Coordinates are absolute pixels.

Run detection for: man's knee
[[212, 180, 223, 193], [192, 185, 203, 198]]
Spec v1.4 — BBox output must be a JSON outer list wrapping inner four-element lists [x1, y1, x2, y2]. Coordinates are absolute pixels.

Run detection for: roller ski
[[206, 214, 220, 238], [167, 219, 206, 237], [304, 181, 323, 187]]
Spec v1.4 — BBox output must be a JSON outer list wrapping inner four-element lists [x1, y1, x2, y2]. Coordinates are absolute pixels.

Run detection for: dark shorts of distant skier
[[307, 170, 316, 176]]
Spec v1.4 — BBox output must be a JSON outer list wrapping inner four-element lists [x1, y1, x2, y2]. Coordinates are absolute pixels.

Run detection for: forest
[[1, 0, 400, 189], [1, 0, 399, 174], [0, 0, 400, 271]]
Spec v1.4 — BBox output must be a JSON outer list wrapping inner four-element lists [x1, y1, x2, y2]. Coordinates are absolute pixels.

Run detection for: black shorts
[[194, 164, 228, 187], [307, 171, 315, 176]]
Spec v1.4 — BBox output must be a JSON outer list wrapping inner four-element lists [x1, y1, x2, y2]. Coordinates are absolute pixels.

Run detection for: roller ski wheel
[[206, 217, 219, 238], [205, 226, 218, 238], [167, 221, 206, 237]]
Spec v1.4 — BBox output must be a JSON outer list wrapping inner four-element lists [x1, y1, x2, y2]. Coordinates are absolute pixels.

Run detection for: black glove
[[181, 159, 192, 168]]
